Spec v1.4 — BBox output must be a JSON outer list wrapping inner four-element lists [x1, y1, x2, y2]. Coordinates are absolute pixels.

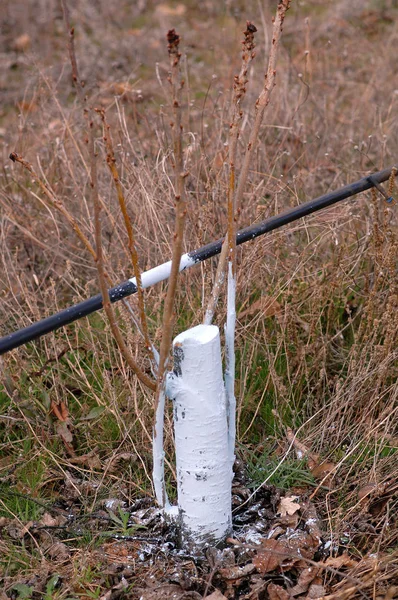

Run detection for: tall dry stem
[[98, 109, 156, 370], [225, 22, 258, 462], [234, 0, 291, 211], [204, 0, 290, 324], [153, 29, 188, 507]]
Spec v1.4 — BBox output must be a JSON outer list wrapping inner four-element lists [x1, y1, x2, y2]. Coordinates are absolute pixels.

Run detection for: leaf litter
[[3, 466, 396, 600]]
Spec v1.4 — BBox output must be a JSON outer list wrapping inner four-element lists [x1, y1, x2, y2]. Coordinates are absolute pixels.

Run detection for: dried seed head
[[167, 29, 180, 53]]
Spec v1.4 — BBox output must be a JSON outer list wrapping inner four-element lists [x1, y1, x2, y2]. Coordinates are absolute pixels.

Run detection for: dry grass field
[[0, 0, 397, 598]]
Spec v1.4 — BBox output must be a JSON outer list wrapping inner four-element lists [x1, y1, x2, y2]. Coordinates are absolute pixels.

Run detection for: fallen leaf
[[278, 495, 301, 517], [311, 461, 335, 480], [16, 100, 38, 113], [205, 591, 228, 600], [218, 563, 255, 580], [267, 583, 290, 600], [306, 582, 326, 599], [51, 400, 69, 422], [302, 502, 323, 544], [55, 420, 73, 445], [321, 552, 358, 570], [289, 567, 319, 596], [252, 539, 291, 574], [358, 483, 377, 500], [47, 541, 70, 560], [68, 451, 101, 470], [40, 512, 64, 527]]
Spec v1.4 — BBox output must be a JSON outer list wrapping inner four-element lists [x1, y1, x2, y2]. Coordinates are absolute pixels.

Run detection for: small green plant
[[9, 584, 34, 600], [43, 575, 63, 600], [244, 444, 316, 490], [106, 506, 146, 536]]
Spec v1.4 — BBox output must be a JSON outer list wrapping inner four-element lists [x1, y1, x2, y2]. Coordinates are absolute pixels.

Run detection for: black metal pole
[[0, 166, 396, 355]]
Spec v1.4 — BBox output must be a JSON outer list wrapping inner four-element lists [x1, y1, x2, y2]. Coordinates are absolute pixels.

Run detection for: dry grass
[[0, 0, 397, 597]]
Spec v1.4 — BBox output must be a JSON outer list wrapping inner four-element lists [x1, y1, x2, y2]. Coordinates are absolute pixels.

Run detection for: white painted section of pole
[[168, 324, 232, 549], [224, 262, 236, 469], [152, 387, 170, 510], [129, 253, 196, 290]]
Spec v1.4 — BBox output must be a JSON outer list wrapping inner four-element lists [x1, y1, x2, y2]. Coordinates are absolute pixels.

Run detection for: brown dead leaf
[[51, 400, 69, 421], [306, 582, 326, 599], [358, 483, 378, 500], [278, 495, 301, 517], [302, 502, 323, 545], [40, 512, 66, 528], [239, 296, 281, 319], [47, 541, 70, 560], [289, 567, 319, 596], [311, 461, 335, 480], [218, 563, 255, 580], [205, 591, 228, 600], [276, 512, 300, 530], [16, 100, 38, 113], [252, 539, 291, 574], [267, 583, 290, 600], [138, 583, 202, 600], [321, 552, 358, 570], [69, 450, 101, 470], [55, 420, 73, 445], [278, 530, 319, 565]]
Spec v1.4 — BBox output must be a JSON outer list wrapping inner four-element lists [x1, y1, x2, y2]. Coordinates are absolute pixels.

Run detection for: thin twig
[[90, 119, 156, 392], [9, 152, 96, 260], [60, 0, 86, 105], [207, 1, 290, 321]]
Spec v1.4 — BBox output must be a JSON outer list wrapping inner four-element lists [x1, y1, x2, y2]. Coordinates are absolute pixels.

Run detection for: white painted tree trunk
[[167, 324, 232, 549]]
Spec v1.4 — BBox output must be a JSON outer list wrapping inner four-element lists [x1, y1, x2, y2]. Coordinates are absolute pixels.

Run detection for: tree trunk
[[167, 324, 232, 550]]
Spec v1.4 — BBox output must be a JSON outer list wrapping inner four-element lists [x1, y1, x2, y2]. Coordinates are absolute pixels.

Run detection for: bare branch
[[97, 109, 157, 370], [9, 152, 96, 260]]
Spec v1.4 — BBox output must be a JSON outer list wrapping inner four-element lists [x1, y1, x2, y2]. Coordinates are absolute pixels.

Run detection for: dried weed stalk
[[153, 29, 188, 507], [204, 0, 291, 324], [61, 0, 156, 393], [155, 29, 188, 399], [225, 22, 258, 461], [97, 108, 156, 369], [204, 22, 257, 325]]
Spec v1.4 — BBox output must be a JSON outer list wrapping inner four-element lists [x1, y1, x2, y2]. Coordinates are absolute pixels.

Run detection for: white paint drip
[[129, 253, 196, 290], [170, 324, 232, 548], [152, 388, 170, 510], [224, 262, 236, 470]]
